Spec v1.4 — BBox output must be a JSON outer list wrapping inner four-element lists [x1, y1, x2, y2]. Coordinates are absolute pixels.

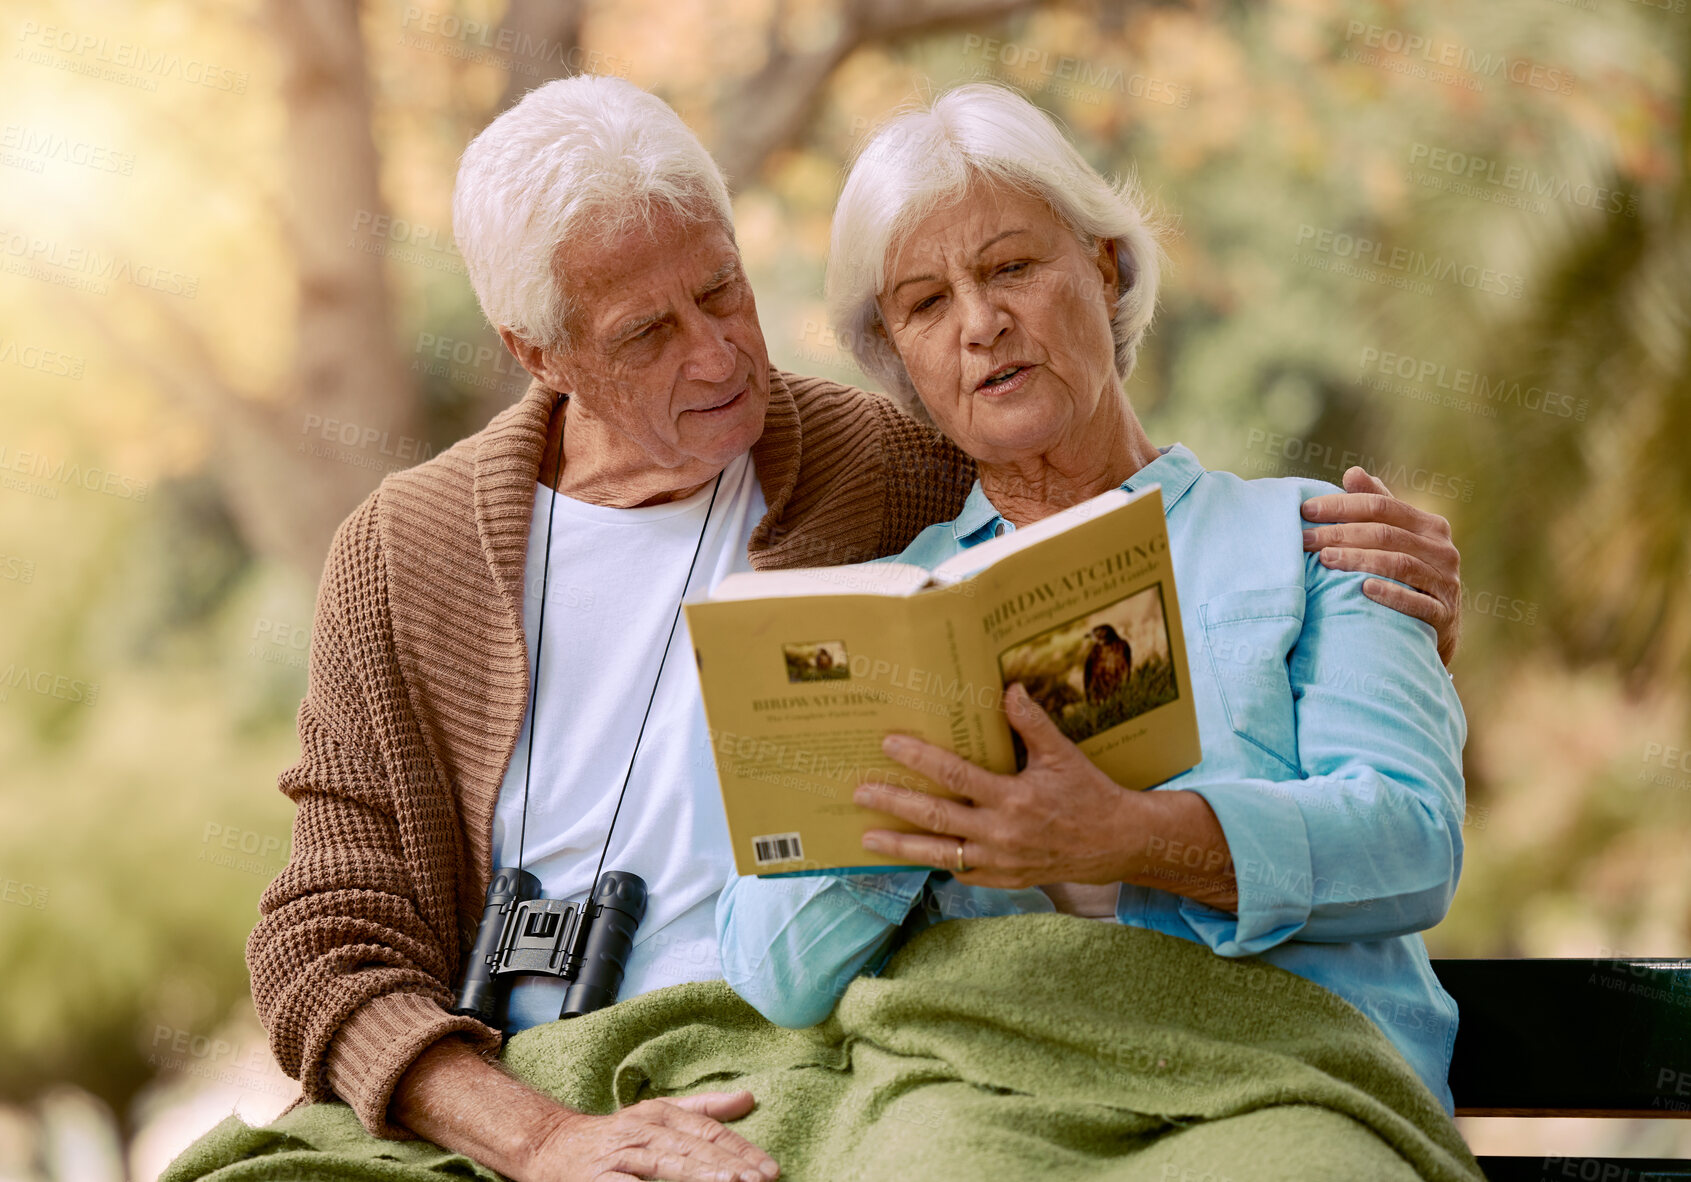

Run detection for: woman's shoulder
[[1171, 466, 1352, 599], [1197, 469, 1350, 559], [1190, 465, 1345, 511]]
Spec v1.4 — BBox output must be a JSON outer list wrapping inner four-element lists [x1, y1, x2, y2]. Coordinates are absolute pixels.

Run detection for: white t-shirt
[[490, 450, 766, 1031]]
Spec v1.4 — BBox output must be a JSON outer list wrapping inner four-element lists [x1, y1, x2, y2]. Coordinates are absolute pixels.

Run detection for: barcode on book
[[752, 832, 804, 866]]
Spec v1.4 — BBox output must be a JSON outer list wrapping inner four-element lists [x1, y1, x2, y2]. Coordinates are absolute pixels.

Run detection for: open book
[[684, 484, 1201, 876]]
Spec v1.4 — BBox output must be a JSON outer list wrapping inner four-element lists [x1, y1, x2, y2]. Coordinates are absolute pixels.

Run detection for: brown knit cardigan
[[247, 369, 975, 1138]]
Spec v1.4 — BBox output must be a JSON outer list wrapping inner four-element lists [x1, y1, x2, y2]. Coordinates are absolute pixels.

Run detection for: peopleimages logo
[[0, 554, 35, 584], [397, 6, 632, 78], [14, 20, 249, 94], [1, 877, 49, 910], [1341, 21, 1575, 95], [1242, 429, 1475, 502], [1638, 742, 1691, 792], [1408, 143, 1636, 217], [299, 413, 435, 465], [346, 210, 466, 276], [961, 34, 1190, 107], [1358, 347, 1588, 421], [0, 662, 98, 706], [1295, 224, 1525, 299], [0, 443, 149, 501], [0, 228, 199, 298], [0, 337, 85, 381], [0, 124, 136, 176]]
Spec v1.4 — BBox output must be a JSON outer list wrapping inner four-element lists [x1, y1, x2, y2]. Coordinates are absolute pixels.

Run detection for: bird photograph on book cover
[[782, 639, 851, 683], [998, 583, 1179, 767]]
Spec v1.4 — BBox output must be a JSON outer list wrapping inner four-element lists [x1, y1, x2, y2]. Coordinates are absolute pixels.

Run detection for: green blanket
[[164, 915, 1483, 1181]]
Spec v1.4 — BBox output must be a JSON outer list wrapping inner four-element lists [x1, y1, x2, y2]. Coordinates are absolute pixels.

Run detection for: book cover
[[685, 485, 1201, 876]]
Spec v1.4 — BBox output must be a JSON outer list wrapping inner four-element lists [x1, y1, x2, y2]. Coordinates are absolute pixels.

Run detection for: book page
[[927, 485, 1142, 584], [707, 562, 932, 601]]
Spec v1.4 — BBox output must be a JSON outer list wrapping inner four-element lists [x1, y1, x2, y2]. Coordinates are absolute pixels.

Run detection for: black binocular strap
[[517, 392, 724, 903]]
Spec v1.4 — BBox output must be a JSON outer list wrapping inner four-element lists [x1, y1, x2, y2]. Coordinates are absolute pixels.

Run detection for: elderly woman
[[716, 82, 1468, 1132]]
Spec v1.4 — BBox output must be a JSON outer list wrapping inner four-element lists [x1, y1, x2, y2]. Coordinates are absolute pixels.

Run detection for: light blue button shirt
[[717, 444, 1467, 1112]]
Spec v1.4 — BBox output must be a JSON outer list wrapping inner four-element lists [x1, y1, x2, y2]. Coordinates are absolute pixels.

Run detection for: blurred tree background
[[0, 0, 1684, 1176]]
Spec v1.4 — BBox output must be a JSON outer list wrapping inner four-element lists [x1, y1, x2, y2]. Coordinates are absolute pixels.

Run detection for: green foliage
[[0, 480, 308, 1124]]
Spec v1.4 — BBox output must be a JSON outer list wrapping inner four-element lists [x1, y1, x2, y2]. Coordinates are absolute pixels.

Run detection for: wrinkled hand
[[856, 684, 1137, 889], [1300, 465, 1463, 665], [529, 1092, 779, 1182]]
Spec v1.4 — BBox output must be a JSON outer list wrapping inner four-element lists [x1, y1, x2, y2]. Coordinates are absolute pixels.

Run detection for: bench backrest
[[1432, 958, 1691, 1117]]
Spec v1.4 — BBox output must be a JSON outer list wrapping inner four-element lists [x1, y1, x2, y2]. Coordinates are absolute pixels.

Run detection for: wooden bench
[[1433, 958, 1691, 1181]]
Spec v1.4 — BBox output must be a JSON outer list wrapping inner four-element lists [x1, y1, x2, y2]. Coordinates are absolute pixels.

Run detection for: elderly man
[[246, 75, 1463, 1182]]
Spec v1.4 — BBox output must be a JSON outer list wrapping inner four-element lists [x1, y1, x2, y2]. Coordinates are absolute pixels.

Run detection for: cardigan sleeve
[[245, 494, 502, 1139], [870, 398, 977, 557], [753, 372, 975, 568]]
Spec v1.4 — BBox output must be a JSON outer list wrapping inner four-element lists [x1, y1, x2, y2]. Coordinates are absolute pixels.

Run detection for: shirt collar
[[952, 443, 1205, 548]]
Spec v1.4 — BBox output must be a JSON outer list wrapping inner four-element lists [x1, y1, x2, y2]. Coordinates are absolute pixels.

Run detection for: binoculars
[[452, 866, 647, 1029]]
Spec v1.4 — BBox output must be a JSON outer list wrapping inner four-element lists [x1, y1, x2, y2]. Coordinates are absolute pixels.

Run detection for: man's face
[[538, 206, 771, 477]]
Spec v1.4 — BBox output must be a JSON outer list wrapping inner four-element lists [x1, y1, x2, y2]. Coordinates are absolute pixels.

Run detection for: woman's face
[[877, 184, 1121, 466]]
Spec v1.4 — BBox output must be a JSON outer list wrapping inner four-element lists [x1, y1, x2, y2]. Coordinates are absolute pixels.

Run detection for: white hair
[[453, 75, 734, 350], [826, 84, 1163, 413]]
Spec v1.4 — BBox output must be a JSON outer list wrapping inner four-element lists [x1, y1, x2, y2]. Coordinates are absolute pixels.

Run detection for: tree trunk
[[494, 0, 587, 115], [222, 0, 418, 576]]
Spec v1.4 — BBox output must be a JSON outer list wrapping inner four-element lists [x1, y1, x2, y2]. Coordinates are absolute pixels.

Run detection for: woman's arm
[[716, 872, 930, 1027], [860, 563, 1465, 949], [1175, 559, 1466, 949]]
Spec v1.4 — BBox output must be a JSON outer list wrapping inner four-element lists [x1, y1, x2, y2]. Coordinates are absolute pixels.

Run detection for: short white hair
[[826, 84, 1163, 412], [453, 75, 734, 350]]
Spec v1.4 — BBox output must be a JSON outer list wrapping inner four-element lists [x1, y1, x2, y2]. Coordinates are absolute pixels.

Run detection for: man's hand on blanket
[[391, 1035, 779, 1182], [537, 1092, 781, 1182], [856, 684, 1238, 912], [1300, 466, 1463, 666]]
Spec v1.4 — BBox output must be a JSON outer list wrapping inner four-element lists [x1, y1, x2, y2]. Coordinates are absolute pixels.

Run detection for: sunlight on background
[[0, 0, 1687, 1176]]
